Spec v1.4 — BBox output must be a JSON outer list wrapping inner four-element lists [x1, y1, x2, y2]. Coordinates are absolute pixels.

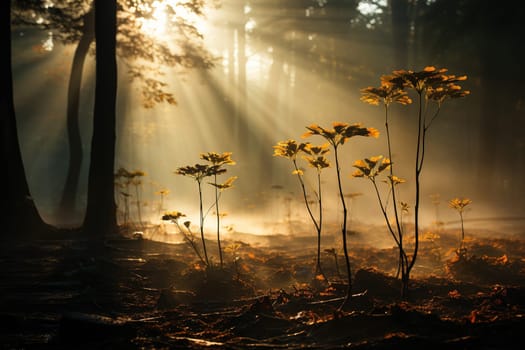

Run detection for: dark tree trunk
[[1, 0, 49, 237], [390, 0, 411, 69], [83, 0, 118, 236], [58, 8, 95, 221]]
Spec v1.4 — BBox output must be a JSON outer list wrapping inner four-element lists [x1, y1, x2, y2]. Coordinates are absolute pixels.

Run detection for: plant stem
[[409, 92, 424, 276], [134, 183, 143, 228], [384, 105, 406, 290], [459, 211, 466, 255], [315, 169, 324, 277], [197, 180, 209, 266], [174, 221, 206, 265], [214, 173, 223, 268], [292, 160, 325, 279], [334, 146, 351, 309]]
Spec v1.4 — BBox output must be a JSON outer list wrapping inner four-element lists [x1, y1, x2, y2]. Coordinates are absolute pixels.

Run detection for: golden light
[[13, 0, 508, 242], [138, 0, 208, 39]]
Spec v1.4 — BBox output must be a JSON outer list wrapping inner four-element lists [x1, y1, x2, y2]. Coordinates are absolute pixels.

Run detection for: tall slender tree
[[12, 0, 216, 223], [390, 0, 411, 68], [59, 7, 94, 219], [2, 0, 50, 237], [83, 0, 118, 236], [419, 0, 525, 207]]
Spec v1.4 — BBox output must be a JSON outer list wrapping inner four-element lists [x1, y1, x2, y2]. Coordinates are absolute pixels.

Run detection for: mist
[[11, 1, 525, 241]]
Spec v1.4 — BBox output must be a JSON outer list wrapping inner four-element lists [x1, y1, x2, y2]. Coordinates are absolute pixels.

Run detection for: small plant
[[360, 66, 470, 298], [224, 242, 242, 276], [114, 167, 146, 228], [154, 187, 170, 217], [115, 167, 131, 226], [162, 211, 206, 266], [200, 152, 237, 268], [324, 248, 342, 279], [422, 231, 443, 264], [302, 122, 379, 308], [352, 155, 410, 281], [175, 164, 217, 267], [273, 140, 330, 281], [449, 197, 472, 258], [130, 170, 146, 228], [175, 153, 237, 268]]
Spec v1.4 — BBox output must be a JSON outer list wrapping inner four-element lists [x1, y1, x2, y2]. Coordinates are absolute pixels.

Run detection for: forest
[[2, 0, 525, 348]]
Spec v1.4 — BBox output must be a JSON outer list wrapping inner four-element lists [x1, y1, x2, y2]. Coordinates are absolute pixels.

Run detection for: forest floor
[[1, 222, 525, 349]]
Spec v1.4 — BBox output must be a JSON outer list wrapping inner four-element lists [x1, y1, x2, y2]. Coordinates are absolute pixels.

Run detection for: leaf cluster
[[115, 167, 146, 186], [273, 140, 331, 175], [303, 122, 379, 147], [176, 152, 237, 188], [352, 156, 391, 180], [448, 197, 472, 212], [361, 66, 470, 107], [175, 164, 225, 182]]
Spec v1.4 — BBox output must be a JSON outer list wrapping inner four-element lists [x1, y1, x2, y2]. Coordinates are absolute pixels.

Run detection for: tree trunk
[[83, 0, 118, 236], [58, 8, 95, 221], [390, 0, 411, 69], [2, 0, 49, 237]]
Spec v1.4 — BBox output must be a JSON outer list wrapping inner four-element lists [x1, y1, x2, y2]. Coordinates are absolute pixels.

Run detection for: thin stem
[[425, 104, 441, 131], [384, 105, 405, 283], [123, 194, 129, 226], [214, 173, 223, 268], [460, 211, 465, 242], [409, 92, 424, 274], [134, 183, 143, 228], [174, 221, 206, 265], [371, 179, 400, 247], [384, 105, 404, 240], [334, 146, 351, 309], [459, 211, 466, 255], [292, 160, 325, 278], [197, 180, 209, 267], [315, 169, 326, 278], [292, 160, 320, 233], [124, 182, 130, 225]]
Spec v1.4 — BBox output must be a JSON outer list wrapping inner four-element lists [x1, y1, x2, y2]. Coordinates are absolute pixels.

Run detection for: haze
[[11, 0, 525, 239]]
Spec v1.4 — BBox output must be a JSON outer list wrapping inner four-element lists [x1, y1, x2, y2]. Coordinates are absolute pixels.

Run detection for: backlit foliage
[[114, 167, 147, 228], [162, 210, 186, 222], [210, 176, 238, 191], [301, 121, 379, 309], [360, 80, 412, 107], [200, 151, 237, 268], [176, 152, 237, 268], [449, 197, 472, 258], [175, 163, 225, 181], [162, 210, 206, 265], [273, 140, 308, 161], [361, 66, 470, 106], [359, 66, 470, 299], [273, 139, 330, 281], [303, 122, 379, 146], [302, 143, 331, 171], [352, 155, 391, 179], [201, 151, 236, 166], [449, 197, 472, 212]]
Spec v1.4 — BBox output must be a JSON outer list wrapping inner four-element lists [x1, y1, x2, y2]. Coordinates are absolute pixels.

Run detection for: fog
[[11, 1, 525, 240]]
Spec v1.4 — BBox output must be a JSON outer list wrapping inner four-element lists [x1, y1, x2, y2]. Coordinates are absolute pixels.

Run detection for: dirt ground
[[1, 224, 524, 349]]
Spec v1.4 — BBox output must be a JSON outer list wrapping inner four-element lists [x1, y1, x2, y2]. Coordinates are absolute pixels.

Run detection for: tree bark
[[58, 8, 95, 221], [390, 0, 411, 68], [83, 0, 118, 236], [2, 0, 49, 237]]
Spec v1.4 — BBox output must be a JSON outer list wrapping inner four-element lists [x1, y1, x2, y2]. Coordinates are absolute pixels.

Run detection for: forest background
[[6, 0, 525, 238]]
